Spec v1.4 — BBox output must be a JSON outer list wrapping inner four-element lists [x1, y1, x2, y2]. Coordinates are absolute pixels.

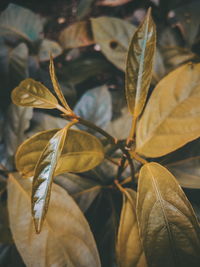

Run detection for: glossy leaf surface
[[8, 173, 100, 266], [32, 125, 70, 233], [59, 21, 94, 49], [91, 16, 136, 71], [49, 55, 71, 111], [136, 63, 200, 157], [117, 189, 147, 267], [11, 78, 58, 109], [137, 162, 200, 267], [126, 8, 156, 116], [16, 128, 104, 177]]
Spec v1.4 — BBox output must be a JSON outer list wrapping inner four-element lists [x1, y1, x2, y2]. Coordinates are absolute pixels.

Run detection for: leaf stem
[[131, 151, 147, 164]]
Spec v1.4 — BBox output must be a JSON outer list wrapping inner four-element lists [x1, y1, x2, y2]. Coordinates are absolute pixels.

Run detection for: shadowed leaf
[[137, 162, 200, 267]]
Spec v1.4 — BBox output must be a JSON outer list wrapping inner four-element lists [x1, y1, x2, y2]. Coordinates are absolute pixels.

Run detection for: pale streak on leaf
[[125, 8, 156, 117], [16, 128, 104, 178], [7, 173, 101, 266], [117, 188, 147, 267], [137, 162, 200, 267], [32, 122, 76, 233], [136, 63, 200, 157], [49, 55, 72, 112], [11, 78, 58, 109]]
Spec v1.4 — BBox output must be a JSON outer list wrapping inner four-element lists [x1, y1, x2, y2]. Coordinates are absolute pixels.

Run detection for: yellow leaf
[[49, 55, 72, 112], [32, 123, 74, 233], [136, 63, 200, 157], [59, 21, 94, 49], [15, 128, 104, 177], [7, 173, 101, 266], [125, 8, 156, 117], [11, 78, 58, 109], [137, 162, 200, 267], [117, 188, 147, 267]]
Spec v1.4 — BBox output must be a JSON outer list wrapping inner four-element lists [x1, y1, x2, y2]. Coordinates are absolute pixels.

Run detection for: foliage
[[1, 1, 200, 266]]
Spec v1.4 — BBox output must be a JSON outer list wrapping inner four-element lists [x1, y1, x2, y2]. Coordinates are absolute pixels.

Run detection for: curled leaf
[[137, 162, 200, 267], [32, 123, 74, 233], [11, 78, 58, 109], [117, 189, 147, 267], [126, 8, 156, 117], [16, 128, 104, 177], [49, 55, 72, 112]]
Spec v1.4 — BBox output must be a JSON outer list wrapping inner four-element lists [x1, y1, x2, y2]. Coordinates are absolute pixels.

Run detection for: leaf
[[49, 55, 72, 112], [117, 188, 147, 267], [0, 42, 29, 84], [38, 39, 62, 62], [97, 0, 132, 6], [77, 0, 96, 20], [11, 78, 58, 109], [74, 85, 112, 132], [136, 63, 200, 157], [55, 173, 102, 212], [32, 123, 73, 233], [125, 8, 156, 117], [0, 4, 44, 42], [59, 21, 94, 49], [137, 162, 200, 267], [3, 104, 33, 170], [7, 173, 101, 266], [91, 16, 136, 71], [16, 128, 104, 177]]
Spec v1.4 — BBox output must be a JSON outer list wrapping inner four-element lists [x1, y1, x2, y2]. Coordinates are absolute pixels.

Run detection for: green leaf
[[91, 16, 136, 71], [0, 4, 44, 42], [137, 162, 200, 267], [7, 173, 101, 266], [55, 173, 102, 212], [16, 128, 104, 177], [11, 78, 58, 109], [32, 123, 73, 233], [3, 104, 33, 170], [117, 189, 147, 267], [77, 0, 96, 20], [38, 39, 62, 62], [126, 8, 156, 117], [136, 63, 200, 157], [49, 55, 72, 112], [59, 21, 94, 49]]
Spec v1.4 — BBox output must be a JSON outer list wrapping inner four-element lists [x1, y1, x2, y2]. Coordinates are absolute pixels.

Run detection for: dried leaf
[[16, 128, 104, 177], [0, 4, 43, 42], [32, 123, 73, 233], [59, 21, 94, 49], [137, 162, 200, 267], [136, 63, 200, 157], [11, 78, 58, 109], [91, 16, 136, 71], [117, 188, 147, 267], [49, 55, 71, 112], [38, 39, 62, 62], [55, 173, 102, 212], [126, 8, 156, 117], [7, 173, 101, 266]]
